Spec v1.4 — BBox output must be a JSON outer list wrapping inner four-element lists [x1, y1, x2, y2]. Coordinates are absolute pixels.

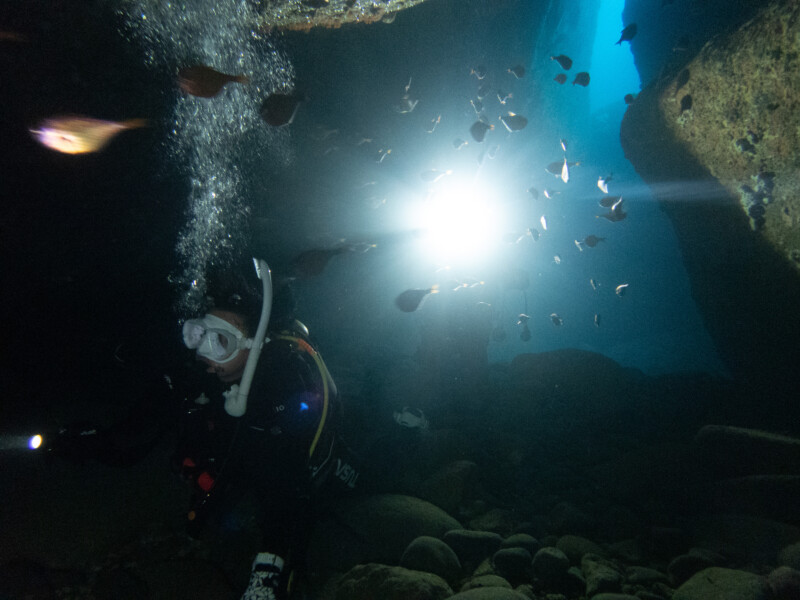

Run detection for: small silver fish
[[615, 283, 630, 296], [540, 215, 548, 230], [550, 313, 563, 326], [561, 157, 569, 183], [425, 115, 441, 133]]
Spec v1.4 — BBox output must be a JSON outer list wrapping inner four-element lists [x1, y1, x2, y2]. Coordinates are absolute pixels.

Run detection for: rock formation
[[620, 0, 800, 390], [257, 0, 428, 31]]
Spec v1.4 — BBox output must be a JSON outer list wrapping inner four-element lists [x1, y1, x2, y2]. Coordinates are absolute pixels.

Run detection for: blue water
[[246, 0, 726, 376], [1, 0, 728, 412]]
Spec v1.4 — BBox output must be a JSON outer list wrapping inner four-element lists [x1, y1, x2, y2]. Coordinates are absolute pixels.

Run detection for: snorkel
[[223, 258, 272, 417]]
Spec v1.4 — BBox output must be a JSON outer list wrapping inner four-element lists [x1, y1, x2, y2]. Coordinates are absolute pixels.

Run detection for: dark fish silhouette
[[528, 186, 540, 200], [599, 195, 622, 208], [260, 92, 303, 126], [477, 82, 492, 99], [546, 160, 580, 176], [550, 54, 573, 70], [583, 235, 606, 247], [470, 120, 493, 142], [680, 94, 692, 112], [624, 93, 636, 105], [572, 72, 590, 86], [178, 65, 249, 98], [508, 64, 525, 78], [395, 286, 438, 312], [499, 113, 528, 132], [554, 74, 567, 84], [598, 200, 627, 222], [616, 23, 637, 45], [550, 313, 563, 326]]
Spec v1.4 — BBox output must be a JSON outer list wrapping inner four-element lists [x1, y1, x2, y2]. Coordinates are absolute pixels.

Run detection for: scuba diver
[[179, 258, 360, 600]]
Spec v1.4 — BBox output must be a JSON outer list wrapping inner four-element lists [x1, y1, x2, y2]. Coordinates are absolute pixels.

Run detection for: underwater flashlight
[[0, 433, 45, 451]]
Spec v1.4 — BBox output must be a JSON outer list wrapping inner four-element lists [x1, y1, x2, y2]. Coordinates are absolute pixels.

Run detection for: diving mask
[[182, 313, 253, 364]]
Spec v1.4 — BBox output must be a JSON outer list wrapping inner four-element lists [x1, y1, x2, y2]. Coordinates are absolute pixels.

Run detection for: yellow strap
[[275, 335, 330, 458]]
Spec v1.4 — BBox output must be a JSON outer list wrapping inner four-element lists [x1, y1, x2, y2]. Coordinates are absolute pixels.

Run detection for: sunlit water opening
[[590, 0, 641, 113]]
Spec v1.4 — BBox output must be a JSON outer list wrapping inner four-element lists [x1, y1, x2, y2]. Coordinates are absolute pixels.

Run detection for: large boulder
[[306, 494, 461, 573], [673, 567, 770, 600], [620, 0, 800, 390], [334, 563, 452, 600]]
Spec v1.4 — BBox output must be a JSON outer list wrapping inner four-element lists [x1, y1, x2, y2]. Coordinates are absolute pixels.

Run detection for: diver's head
[[183, 309, 251, 383]]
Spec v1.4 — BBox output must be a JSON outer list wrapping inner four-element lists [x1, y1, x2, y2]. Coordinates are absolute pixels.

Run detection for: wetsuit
[[208, 323, 356, 571]]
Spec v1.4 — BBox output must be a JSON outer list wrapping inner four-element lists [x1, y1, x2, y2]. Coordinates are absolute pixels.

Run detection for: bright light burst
[[415, 180, 501, 265]]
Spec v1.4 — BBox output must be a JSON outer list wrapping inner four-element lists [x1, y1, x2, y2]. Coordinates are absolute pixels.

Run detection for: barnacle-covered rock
[[620, 0, 800, 385], [654, 0, 800, 258], [257, 0, 429, 31]]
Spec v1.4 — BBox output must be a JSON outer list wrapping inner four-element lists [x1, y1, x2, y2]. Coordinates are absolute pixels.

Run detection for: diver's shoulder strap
[[273, 334, 335, 460]]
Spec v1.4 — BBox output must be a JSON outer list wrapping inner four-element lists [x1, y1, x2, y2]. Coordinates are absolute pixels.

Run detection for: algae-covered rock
[[530, 546, 569, 583], [443, 529, 503, 573], [556, 534, 606, 565], [448, 588, 529, 600], [656, 1, 800, 261], [581, 553, 624, 597], [492, 547, 531, 586], [257, 0, 429, 31], [620, 0, 800, 388], [673, 567, 770, 600], [778, 542, 800, 570], [501, 534, 541, 557], [459, 574, 512, 591], [690, 514, 800, 564], [306, 494, 461, 572], [400, 536, 461, 585], [334, 563, 452, 600]]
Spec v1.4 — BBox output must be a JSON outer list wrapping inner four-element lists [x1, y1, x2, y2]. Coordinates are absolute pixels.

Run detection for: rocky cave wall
[[620, 0, 800, 397]]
